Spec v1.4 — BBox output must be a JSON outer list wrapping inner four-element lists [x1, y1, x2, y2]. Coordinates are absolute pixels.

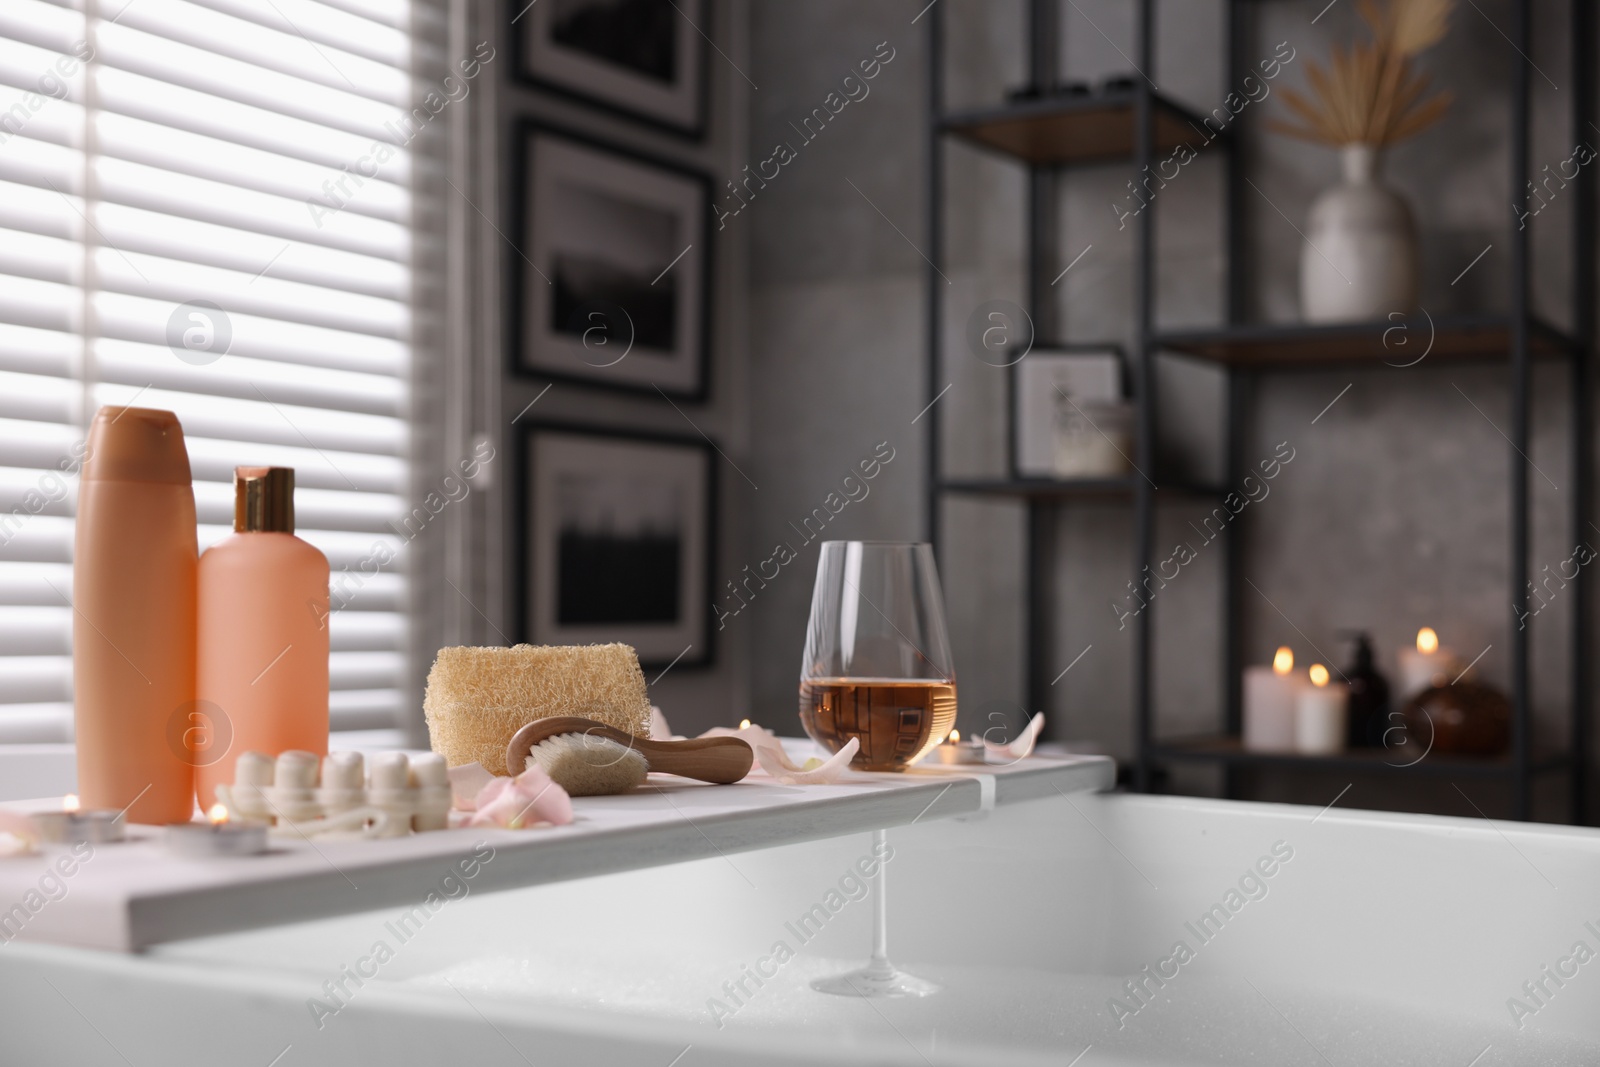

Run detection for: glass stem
[[870, 828, 890, 970]]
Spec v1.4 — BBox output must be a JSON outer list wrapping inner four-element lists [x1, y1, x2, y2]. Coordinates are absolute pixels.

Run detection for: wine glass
[[800, 541, 954, 999], [798, 541, 958, 772]]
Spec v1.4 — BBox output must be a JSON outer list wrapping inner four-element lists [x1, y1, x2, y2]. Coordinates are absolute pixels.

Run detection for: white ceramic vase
[[1299, 143, 1418, 323]]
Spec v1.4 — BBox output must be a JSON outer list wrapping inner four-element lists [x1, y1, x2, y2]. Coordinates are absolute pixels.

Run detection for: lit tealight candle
[[32, 794, 126, 844], [166, 804, 269, 858], [1397, 626, 1461, 703], [739, 719, 752, 730], [1295, 663, 1348, 755], [934, 728, 985, 765], [1243, 646, 1300, 751]]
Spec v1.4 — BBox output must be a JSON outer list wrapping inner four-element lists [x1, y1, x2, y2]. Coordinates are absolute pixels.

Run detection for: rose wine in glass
[[800, 541, 954, 997], [798, 542, 958, 772]]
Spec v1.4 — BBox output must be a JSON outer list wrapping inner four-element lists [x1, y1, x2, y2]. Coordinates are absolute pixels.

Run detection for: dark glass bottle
[[1341, 632, 1391, 748]]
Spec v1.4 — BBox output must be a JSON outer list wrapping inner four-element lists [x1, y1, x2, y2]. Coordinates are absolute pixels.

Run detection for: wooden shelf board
[[0, 750, 1113, 952], [939, 477, 1225, 500], [1154, 316, 1577, 368], [942, 91, 1219, 166], [1153, 735, 1569, 777]]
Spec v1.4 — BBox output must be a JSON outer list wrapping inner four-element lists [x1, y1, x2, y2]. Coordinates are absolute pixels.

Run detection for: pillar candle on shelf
[[1295, 663, 1347, 755], [1243, 646, 1298, 751], [1396, 627, 1461, 703]]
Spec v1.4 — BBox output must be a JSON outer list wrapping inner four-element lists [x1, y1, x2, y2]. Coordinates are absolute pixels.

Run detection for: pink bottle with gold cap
[[195, 467, 330, 811], [74, 406, 198, 825]]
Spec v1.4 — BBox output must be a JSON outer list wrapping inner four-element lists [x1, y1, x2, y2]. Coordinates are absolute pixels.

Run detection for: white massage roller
[[317, 752, 365, 816], [229, 751, 276, 823], [366, 752, 414, 838], [267, 751, 322, 824], [409, 753, 451, 832]]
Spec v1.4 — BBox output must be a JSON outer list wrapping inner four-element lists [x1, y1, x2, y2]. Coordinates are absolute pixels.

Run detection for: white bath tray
[[0, 749, 1112, 952]]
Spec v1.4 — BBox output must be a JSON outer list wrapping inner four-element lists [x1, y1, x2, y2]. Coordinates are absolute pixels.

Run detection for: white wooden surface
[[0, 750, 1112, 952]]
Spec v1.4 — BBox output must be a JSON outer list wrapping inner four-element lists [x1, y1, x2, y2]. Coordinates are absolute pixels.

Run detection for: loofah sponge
[[424, 644, 652, 776]]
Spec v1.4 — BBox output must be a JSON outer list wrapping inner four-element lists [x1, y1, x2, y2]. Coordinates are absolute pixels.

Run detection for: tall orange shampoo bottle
[[195, 467, 330, 811], [74, 407, 198, 824]]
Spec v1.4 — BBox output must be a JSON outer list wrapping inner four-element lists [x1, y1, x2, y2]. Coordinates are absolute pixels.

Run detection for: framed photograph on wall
[[511, 124, 711, 400], [517, 423, 714, 669], [514, 0, 708, 138], [1013, 348, 1126, 478]]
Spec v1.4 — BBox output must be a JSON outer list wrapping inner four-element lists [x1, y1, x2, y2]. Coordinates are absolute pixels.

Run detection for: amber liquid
[[799, 678, 958, 771]]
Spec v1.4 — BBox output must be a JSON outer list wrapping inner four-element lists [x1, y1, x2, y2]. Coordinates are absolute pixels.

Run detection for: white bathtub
[[3, 790, 1599, 1065]]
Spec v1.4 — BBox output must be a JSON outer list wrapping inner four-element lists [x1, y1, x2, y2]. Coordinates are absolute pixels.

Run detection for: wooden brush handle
[[506, 717, 753, 784]]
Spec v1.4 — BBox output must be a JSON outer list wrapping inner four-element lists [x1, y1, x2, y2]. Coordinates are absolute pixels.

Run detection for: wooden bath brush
[[506, 717, 754, 796]]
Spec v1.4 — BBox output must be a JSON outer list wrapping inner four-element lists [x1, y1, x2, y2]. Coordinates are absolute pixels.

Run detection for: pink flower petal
[[466, 765, 573, 829], [756, 736, 859, 785], [512, 765, 573, 826], [703, 726, 784, 766], [701, 724, 860, 783], [982, 712, 1045, 764], [448, 762, 496, 811], [0, 811, 37, 856]]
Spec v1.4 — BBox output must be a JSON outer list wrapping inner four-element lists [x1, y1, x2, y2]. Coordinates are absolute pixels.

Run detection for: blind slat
[[96, 345, 407, 418], [96, 292, 408, 377], [95, 157, 408, 261], [194, 0, 408, 67], [95, 65, 394, 173], [0, 369, 80, 424], [96, 22, 405, 132], [0, 703, 74, 744], [0, 2, 83, 56], [92, 384, 406, 455], [0, 421, 80, 468], [95, 114, 409, 223], [114, 0, 407, 85]]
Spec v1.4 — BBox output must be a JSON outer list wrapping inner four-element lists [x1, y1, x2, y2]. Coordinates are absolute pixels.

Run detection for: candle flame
[[1417, 627, 1439, 654], [949, 729, 961, 743], [1272, 647, 1294, 675], [208, 803, 229, 826], [1309, 663, 1330, 687], [739, 719, 751, 730], [62, 793, 79, 813]]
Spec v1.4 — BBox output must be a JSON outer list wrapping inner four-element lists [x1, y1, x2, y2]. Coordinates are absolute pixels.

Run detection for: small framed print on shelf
[[1013, 348, 1129, 479], [515, 0, 708, 138], [511, 124, 711, 400], [516, 423, 715, 670]]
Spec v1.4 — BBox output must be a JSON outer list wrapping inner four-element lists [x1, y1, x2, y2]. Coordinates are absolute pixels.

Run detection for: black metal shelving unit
[[925, 0, 1593, 822]]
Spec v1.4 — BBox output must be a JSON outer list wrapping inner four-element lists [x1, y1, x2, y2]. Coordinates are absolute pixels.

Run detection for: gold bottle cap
[[234, 467, 294, 533]]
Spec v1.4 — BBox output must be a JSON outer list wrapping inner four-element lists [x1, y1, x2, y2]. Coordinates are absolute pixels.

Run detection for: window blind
[[0, 0, 416, 741]]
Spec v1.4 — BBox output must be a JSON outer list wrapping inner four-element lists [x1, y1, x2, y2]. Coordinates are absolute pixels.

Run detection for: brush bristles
[[424, 644, 651, 776], [529, 733, 649, 796]]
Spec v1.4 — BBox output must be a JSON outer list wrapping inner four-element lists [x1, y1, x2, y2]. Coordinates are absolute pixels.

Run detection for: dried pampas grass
[[1272, 0, 1454, 147]]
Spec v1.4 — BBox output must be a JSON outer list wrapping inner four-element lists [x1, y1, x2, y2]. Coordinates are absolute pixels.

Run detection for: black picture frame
[[511, 0, 710, 140], [513, 420, 716, 671], [508, 119, 713, 402]]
